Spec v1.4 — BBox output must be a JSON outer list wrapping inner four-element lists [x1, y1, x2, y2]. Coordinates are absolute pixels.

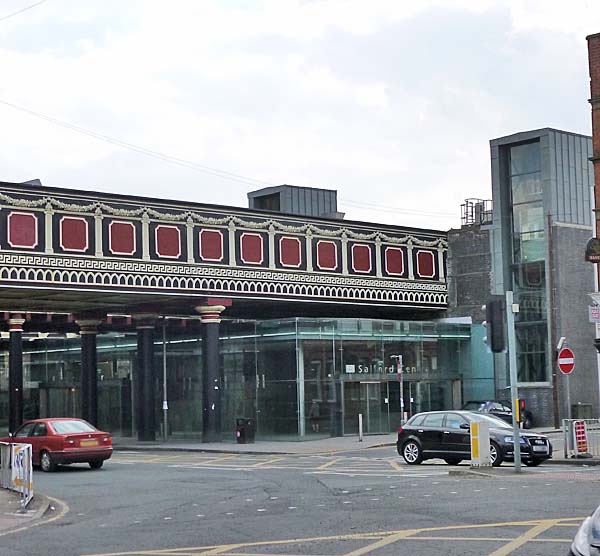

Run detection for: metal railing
[[563, 419, 600, 459], [0, 441, 33, 509]]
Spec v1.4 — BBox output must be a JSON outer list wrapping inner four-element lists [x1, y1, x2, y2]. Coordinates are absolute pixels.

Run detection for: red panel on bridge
[[109, 221, 136, 255], [317, 241, 337, 270], [155, 225, 180, 258], [240, 233, 263, 264], [416, 250, 435, 278], [7, 212, 38, 249], [280, 237, 301, 267], [60, 217, 88, 252], [351, 244, 371, 273], [199, 229, 223, 261], [385, 247, 404, 275]]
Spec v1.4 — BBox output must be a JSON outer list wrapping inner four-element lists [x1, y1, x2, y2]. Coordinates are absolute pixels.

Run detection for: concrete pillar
[[8, 314, 25, 434], [195, 305, 226, 443], [77, 320, 102, 427], [134, 315, 156, 441]]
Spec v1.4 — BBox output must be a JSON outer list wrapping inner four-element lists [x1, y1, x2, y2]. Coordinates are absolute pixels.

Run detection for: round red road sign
[[558, 347, 575, 375]]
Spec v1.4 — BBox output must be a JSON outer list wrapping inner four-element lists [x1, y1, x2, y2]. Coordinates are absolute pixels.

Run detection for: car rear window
[[50, 420, 97, 434]]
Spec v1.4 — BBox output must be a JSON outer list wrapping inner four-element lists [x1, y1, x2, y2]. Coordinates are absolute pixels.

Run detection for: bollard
[[470, 420, 491, 468], [358, 413, 363, 442]]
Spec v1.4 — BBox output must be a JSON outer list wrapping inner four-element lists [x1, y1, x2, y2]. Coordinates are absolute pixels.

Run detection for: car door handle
[[417, 429, 424, 433], [443, 431, 450, 434]]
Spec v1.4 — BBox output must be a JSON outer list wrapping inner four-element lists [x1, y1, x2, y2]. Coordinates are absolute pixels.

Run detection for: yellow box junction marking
[[82, 516, 585, 556]]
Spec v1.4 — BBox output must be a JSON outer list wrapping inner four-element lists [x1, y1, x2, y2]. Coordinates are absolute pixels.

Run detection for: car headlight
[[503, 436, 526, 444]]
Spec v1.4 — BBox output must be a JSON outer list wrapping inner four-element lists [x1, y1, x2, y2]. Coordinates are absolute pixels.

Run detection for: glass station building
[[1, 318, 476, 439], [0, 182, 485, 441]]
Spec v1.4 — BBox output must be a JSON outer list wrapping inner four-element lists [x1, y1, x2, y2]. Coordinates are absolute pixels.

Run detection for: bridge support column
[[8, 314, 25, 434], [134, 315, 156, 441], [196, 305, 226, 443], [77, 319, 102, 427]]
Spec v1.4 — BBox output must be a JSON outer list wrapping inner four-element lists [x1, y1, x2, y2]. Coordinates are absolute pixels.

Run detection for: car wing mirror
[[459, 423, 470, 430]]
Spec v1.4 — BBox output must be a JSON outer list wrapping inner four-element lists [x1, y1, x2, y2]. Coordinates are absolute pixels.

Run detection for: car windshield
[[464, 412, 512, 430], [50, 420, 97, 434]]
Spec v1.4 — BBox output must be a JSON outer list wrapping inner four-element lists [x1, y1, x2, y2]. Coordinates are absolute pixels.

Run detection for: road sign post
[[558, 346, 575, 420]]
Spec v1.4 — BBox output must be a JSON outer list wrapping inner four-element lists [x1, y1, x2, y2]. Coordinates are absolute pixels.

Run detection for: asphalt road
[[2, 447, 597, 556]]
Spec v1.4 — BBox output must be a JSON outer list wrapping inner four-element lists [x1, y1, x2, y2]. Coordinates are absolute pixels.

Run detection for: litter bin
[[572, 403, 593, 420], [235, 418, 255, 444]]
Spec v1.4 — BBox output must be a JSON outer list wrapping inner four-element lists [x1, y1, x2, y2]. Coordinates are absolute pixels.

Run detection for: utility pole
[[506, 291, 522, 473]]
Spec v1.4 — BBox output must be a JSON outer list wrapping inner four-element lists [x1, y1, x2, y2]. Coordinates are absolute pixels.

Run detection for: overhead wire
[[1, 98, 456, 220], [0, 99, 274, 188], [0, 0, 50, 24], [340, 199, 455, 217]]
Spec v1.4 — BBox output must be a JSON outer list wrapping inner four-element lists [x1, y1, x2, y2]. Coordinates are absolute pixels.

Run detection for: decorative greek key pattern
[[0, 255, 447, 307], [0, 253, 446, 292]]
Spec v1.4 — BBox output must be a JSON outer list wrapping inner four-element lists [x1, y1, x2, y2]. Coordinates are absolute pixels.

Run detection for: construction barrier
[[0, 441, 33, 508], [563, 419, 599, 459]]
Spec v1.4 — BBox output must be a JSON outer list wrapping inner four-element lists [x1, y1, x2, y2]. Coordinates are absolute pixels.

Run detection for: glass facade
[[509, 141, 548, 383], [0, 317, 477, 439]]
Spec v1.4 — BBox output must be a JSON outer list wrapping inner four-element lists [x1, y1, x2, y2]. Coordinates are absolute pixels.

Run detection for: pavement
[[0, 426, 596, 537], [0, 488, 52, 536]]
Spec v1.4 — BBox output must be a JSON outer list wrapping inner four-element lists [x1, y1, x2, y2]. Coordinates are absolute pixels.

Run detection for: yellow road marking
[[414, 535, 571, 543], [250, 457, 286, 468], [486, 519, 561, 556], [388, 460, 403, 471], [316, 459, 339, 470], [83, 517, 586, 556]]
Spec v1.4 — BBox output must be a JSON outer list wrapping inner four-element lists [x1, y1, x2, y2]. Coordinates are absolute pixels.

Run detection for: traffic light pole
[[505, 290, 522, 473]]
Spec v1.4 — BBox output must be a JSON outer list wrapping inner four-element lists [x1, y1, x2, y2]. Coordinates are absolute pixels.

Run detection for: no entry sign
[[557, 347, 575, 375]]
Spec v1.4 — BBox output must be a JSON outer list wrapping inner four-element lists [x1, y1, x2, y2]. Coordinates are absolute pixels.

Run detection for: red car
[[1, 418, 113, 472]]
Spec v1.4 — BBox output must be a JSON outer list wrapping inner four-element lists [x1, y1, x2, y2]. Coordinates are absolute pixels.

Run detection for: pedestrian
[[309, 400, 321, 432]]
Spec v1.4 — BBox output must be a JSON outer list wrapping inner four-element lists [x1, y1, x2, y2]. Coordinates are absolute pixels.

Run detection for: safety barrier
[[563, 419, 600, 459], [0, 441, 33, 509]]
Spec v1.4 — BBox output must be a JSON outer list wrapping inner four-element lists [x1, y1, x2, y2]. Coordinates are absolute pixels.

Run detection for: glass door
[[343, 381, 388, 434]]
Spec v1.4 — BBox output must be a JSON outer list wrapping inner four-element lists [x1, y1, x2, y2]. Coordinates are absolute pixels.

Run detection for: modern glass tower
[[489, 128, 597, 425]]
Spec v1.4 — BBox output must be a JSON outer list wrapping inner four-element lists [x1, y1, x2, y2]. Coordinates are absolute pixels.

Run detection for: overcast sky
[[1, 0, 599, 230]]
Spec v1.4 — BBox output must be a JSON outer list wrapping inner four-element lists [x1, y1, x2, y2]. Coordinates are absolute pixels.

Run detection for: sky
[[0, 0, 599, 231]]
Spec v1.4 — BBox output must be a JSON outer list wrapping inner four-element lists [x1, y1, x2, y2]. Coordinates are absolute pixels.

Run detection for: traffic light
[[483, 297, 506, 353], [517, 398, 526, 423]]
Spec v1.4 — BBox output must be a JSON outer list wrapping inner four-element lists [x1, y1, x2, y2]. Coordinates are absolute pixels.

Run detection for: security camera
[[556, 337, 566, 351]]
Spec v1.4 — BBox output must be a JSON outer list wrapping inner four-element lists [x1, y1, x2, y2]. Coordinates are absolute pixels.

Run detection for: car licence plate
[[80, 440, 98, 447], [532, 445, 547, 453]]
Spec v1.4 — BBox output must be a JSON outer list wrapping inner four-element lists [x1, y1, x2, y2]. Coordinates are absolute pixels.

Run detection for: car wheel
[[40, 450, 56, 472], [524, 459, 543, 467], [523, 414, 533, 429], [489, 441, 503, 467], [402, 440, 423, 465], [89, 461, 104, 470], [444, 458, 462, 466]]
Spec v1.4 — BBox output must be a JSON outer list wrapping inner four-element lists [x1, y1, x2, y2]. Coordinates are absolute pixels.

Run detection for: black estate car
[[396, 410, 552, 467]]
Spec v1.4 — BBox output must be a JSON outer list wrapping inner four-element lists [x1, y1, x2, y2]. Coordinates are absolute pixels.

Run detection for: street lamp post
[[391, 355, 404, 424]]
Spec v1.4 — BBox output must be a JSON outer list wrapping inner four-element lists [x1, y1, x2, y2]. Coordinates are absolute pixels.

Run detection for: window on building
[[508, 140, 548, 384]]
